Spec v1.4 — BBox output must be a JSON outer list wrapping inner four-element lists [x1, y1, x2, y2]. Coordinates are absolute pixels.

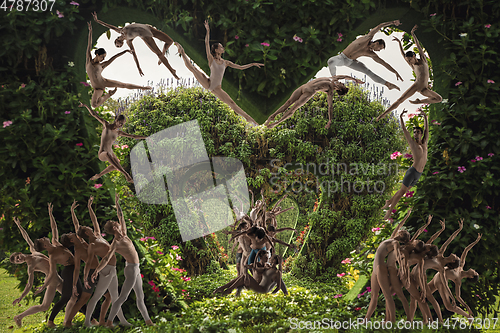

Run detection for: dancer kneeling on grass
[[80, 102, 147, 183], [91, 194, 153, 327], [264, 76, 363, 129], [176, 20, 263, 125], [86, 22, 151, 108]]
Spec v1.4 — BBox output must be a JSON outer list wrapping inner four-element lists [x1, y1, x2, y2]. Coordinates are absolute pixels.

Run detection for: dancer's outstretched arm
[[371, 56, 403, 81], [14, 218, 37, 254], [35, 256, 57, 295], [47, 203, 61, 246], [70, 200, 81, 235], [366, 20, 401, 39], [226, 61, 264, 70], [87, 196, 101, 238], [92, 241, 116, 281], [391, 208, 412, 239], [332, 75, 364, 83], [411, 213, 432, 242], [115, 193, 127, 236], [83, 244, 96, 289], [101, 50, 131, 70], [400, 110, 413, 145], [86, 22, 93, 65], [126, 39, 144, 76], [13, 265, 35, 305], [421, 109, 429, 144], [92, 12, 122, 33], [204, 20, 213, 66], [426, 219, 445, 244], [439, 219, 463, 255], [460, 233, 482, 269], [79, 102, 107, 126], [410, 25, 426, 61]]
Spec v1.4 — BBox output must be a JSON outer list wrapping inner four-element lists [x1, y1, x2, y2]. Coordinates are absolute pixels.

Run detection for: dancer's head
[[257, 250, 268, 262], [9, 252, 26, 264], [34, 237, 50, 252], [413, 126, 423, 143], [394, 230, 411, 244], [114, 35, 125, 48], [334, 82, 349, 97], [465, 269, 479, 282], [371, 39, 386, 51], [60, 233, 77, 248], [446, 257, 461, 269], [248, 226, 266, 240], [94, 48, 107, 62], [104, 220, 120, 235], [77, 225, 93, 239], [113, 114, 126, 128], [425, 244, 439, 258], [211, 43, 224, 57], [267, 225, 276, 233], [237, 221, 248, 231], [405, 51, 417, 64]]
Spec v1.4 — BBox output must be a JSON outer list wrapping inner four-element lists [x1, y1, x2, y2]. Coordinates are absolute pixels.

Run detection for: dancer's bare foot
[[108, 88, 117, 97], [175, 42, 184, 54], [126, 176, 134, 183], [14, 315, 22, 327], [104, 320, 114, 328], [145, 320, 155, 326], [47, 320, 56, 328], [383, 208, 393, 220], [409, 98, 421, 104], [385, 82, 400, 91], [172, 70, 180, 80], [90, 174, 100, 181], [63, 321, 72, 328], [325, 120, 332, 129], [91, 319, 99, 325], [381, 200, 391, 209]]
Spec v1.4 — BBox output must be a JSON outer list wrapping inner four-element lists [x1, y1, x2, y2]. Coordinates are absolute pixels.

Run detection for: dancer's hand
[[34, 285, 46, 295], [354, 78, 364, 84], [204, 20, 209, 31], [396, 72, 403, 81], [47, 202, 53, 214], [393, 20, 401, 26], [88, 195, 94, 207], [91, 271, 98, 283], [411, 25, 418, 34], [92, 11, 98, 22], [400, 109, 408, 118], [253, 63, 264, 68], [392, 36, 401, 43], [12, 297, 22, 306], [71, 199, 79, 210], [84, 280, 91, 290], [73, 285, 79, 298], [13, 217, 21, 226], [88, 21, 92, 32]]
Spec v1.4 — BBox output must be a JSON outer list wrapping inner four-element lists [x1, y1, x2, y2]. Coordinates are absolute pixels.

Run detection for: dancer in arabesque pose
[[176, 20, 263, 125]]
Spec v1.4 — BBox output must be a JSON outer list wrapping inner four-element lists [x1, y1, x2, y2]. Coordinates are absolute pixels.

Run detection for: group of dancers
[[213, 192, 297, 296], [10, 195, 153, 328], [366, 209, 481, 323]]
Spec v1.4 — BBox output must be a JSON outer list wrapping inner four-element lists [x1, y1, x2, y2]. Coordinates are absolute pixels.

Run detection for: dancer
[[11, 218, 63, 327], [92, 12, 179, 80], [426, 234, 482, 319], [376, 25, 442, 120], [80, 102, 147, 183], [327, 20, 402, 91], [264, 76, 364, 129], [77, 196, 131, 327], [382, 109, 428, 219], [91, 194, 153, 327], [86, 22, 151, 108], [33, 203, 79, 328], [176, 20, 263, 125]]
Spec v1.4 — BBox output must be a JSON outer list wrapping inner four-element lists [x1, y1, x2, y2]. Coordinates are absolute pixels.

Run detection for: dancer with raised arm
[[327, 20, 402, 91], [76, 196, 130, 327], [382, 109, 428, 220], [80, 102, 147, 183], [426, 233, 482, 320], [92, 12, 179, 80], [92, 194, 153, 327], [264, 76, 364, 129], [376, 25, 442, 120], [176, 20, 263, 125], [11, 218, 63, 327], [33, 203, 79, 328], [86, 22, 151, 108]]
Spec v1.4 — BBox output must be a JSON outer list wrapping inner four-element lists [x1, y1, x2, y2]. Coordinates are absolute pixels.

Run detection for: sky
[[94, 27, 427, 122]]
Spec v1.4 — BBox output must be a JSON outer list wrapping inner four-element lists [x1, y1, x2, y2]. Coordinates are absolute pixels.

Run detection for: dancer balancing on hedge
[[264, 76, 364, 129], [92, 12, 179, 80], [327, 20, 403, 91], [382, 108, 428, 220], [91, 194, 154, 327], [11, 218, 63, 328], [86, 22, 151, 108], [376, 25, 442, 120], [80, 102, 147, 183], [176, 20, 263, 125]]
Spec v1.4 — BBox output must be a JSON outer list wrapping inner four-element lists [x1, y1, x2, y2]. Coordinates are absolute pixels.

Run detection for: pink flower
[[390, 151, 402, 160], [366, 287, 371, 292], [458, 166, 466, 173], [157, 251, 164, 255], [488, 153, 495, 157], [404, 153, 413, 159], [341, 258, 351, 264], [140, 237, 147, 241], [245, 44, 249, 47], [485, 24, 491, 28], [432, 171, 440, 175], [430, 13, 436, 16], [76, 142, 83, 146], [20, 83, 26, 88], [56, 10, 64, 18], [114, 145, 120, 148], [141, 274, 144, 278], [337, 38, 343, 42], [70, 1, 79, 5], [337, 273, 346, 278], [371, 227, 381, 232], [476, 156, 483, 161], [404, 191, 414, 198], [391, 209, 396, 214], [80, 81, 90, 87], [354, 307, 362, 311], [337, 33, 343, 37], [455, 81, 462, 86], [65, 111, 71, 114], [182, 276, 191, 281], [333, 294, 342, 298], [235, 35, 239, 40], [3, 120, 13, 128], [261, 42, 270, 47], [147, 236, 156, 240], [486, 205, 492, 209], [408, 113, 416, 118], [182, 289, 186, 292], [470, 159, 476, 163], [487, 79, 495, 84], [148, 280, 155, 286], [431, 120, 441, 125], [423, 229, 428, 233], [101, 233, 106, 237], [94, 184, 103, 189], [121, 145, 129, 149], [176, 254, 182, 260], [172, 245, 179, 250], [293, 35, 303, 43]]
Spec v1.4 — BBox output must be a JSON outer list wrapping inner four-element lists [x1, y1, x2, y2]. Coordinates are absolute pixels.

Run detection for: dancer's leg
[[265, 88, 304, 125], [142, 36, 179, 79], [91, 89, 113, 109], [347, 60, 399, 90], [376, 263, 396, 322], [377, 84, 419, 121], [14, 284, 57, 327], [106, 266, 130, 326], [212, 88, 257, 124], [106, 263, 138, 325], [382, 184, 409, 220], [364, 267, 381, 321], [85, 267, 113, 327], [103, 78, 152, 91], [410, 87, 442, 105], [327, 54, 344, 77], [48, 266, 74, 326], [176, 42, 210, 89], [131, 268, 152, 325], [269, 93, 314, 128], [94, 151, 133, 183], [388, 267, 410, 320]]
